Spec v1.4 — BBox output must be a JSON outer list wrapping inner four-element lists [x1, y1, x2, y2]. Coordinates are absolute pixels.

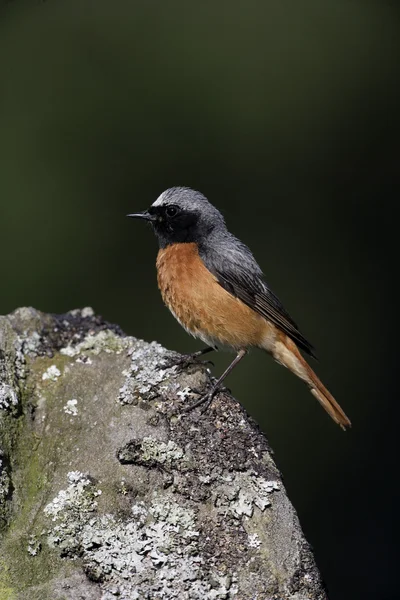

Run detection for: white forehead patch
[[152, 192, 168, 207]]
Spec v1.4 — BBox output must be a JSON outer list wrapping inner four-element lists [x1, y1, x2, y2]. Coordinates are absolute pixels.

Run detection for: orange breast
[[156, 243, 273, 350]]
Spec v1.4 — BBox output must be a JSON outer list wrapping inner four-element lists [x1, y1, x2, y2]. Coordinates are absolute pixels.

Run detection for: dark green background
[[1, 1, 398, 598]]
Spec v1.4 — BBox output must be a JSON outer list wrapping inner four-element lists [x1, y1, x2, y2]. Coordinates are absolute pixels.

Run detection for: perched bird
[[128, 187, 351, 429]]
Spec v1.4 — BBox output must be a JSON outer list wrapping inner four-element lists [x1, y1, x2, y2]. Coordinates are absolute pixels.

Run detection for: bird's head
[[127, 187, 226, 248]]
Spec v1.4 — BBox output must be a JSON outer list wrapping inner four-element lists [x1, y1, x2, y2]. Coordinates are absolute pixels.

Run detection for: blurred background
[[0, 1, 399, 598]]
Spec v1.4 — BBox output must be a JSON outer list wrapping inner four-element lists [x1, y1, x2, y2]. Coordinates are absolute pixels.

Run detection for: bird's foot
[[161, 352, 214, 371], [183, 385, 221, 414]]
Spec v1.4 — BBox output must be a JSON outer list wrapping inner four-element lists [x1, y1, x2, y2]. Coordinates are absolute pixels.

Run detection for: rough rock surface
[[0, 307, 328, 600]]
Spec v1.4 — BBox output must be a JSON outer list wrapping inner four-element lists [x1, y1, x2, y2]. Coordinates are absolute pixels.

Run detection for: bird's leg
[[162, 346, 215, 370], [184, 349, 247, 413]]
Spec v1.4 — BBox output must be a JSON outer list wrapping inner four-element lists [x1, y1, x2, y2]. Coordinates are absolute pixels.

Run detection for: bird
[[128, 186, 351, 429]]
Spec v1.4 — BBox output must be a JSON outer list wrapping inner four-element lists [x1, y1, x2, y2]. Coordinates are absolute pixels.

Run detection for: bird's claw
[[183, 388, 218, 414]]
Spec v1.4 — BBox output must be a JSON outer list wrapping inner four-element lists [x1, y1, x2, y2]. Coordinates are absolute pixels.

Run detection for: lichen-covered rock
[[0, 307, 327, 600]]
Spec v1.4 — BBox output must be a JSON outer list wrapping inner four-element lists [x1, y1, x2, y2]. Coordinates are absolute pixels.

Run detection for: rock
[[0, 307, 327, 600]]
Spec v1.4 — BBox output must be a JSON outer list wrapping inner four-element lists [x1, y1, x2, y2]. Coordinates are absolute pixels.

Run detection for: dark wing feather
[[214, 267, 317, 359]]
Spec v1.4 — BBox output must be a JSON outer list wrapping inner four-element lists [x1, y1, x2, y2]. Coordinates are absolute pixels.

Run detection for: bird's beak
[[126, 211, 157, 222]]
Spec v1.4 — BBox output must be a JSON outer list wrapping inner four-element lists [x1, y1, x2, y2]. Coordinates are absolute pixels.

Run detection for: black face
[[147, 204, 201, 247]]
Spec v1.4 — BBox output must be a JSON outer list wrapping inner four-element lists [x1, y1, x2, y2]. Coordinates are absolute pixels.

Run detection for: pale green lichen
[[63, 399, 78, 416], [27, 536, 41, 557], [44, 471, 101, 523], [119, 340, 178, 404], [214, 471, 280, 518], [149, 496, 197, 534], [41, 366, 61, 382], [247, 533, 261, 548], [60, 330, 127, 358], [0, 386, 18, 411], [18, 331, 41, 357], [117, 437, 188, 470], [140, 438, 184, 464], [44, 474, 233, 599], [13, 329, 42, 382]]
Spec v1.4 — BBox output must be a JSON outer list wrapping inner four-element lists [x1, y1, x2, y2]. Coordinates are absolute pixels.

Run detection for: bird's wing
[[201, 240, 317, 358]]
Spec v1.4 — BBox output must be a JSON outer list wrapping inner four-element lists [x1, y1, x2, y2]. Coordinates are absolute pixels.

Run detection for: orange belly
[[156, 243, 274, 350]]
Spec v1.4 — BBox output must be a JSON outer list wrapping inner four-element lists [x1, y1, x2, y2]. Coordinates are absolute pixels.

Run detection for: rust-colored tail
[[271, 336, 351, 430]]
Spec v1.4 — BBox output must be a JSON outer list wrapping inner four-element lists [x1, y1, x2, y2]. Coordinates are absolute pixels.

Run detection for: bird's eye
[[165, 205, 179, 218]]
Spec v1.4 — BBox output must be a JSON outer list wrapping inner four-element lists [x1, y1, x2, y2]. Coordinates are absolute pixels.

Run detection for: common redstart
[[128, 187, 351, 429]]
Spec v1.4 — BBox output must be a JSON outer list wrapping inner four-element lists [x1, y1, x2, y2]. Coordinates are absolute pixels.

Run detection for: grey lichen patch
[[63, 399, 78, 416], [0, 385, 18, 411], [14, 330, 42, 382], [0, 459, 8, 496], [60, 330, 128, 358], [41, 365, 61, 382], [118, 438, 185, 469], [214, 471, 280, 518], [17, 331, 42, 358], [45, 471, 101, 521], [9, 307, 125, 360], [44, 474, 232, 599], [45, 471, 102, 554], [118, 340, 211, 413], [247, 532, 261, 548], [1, 316, 21, 413], [118, 340, 179, 404], [117, 435, 279, 518], [149, 495, 197, 534], [27, 535, 42, 557]]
